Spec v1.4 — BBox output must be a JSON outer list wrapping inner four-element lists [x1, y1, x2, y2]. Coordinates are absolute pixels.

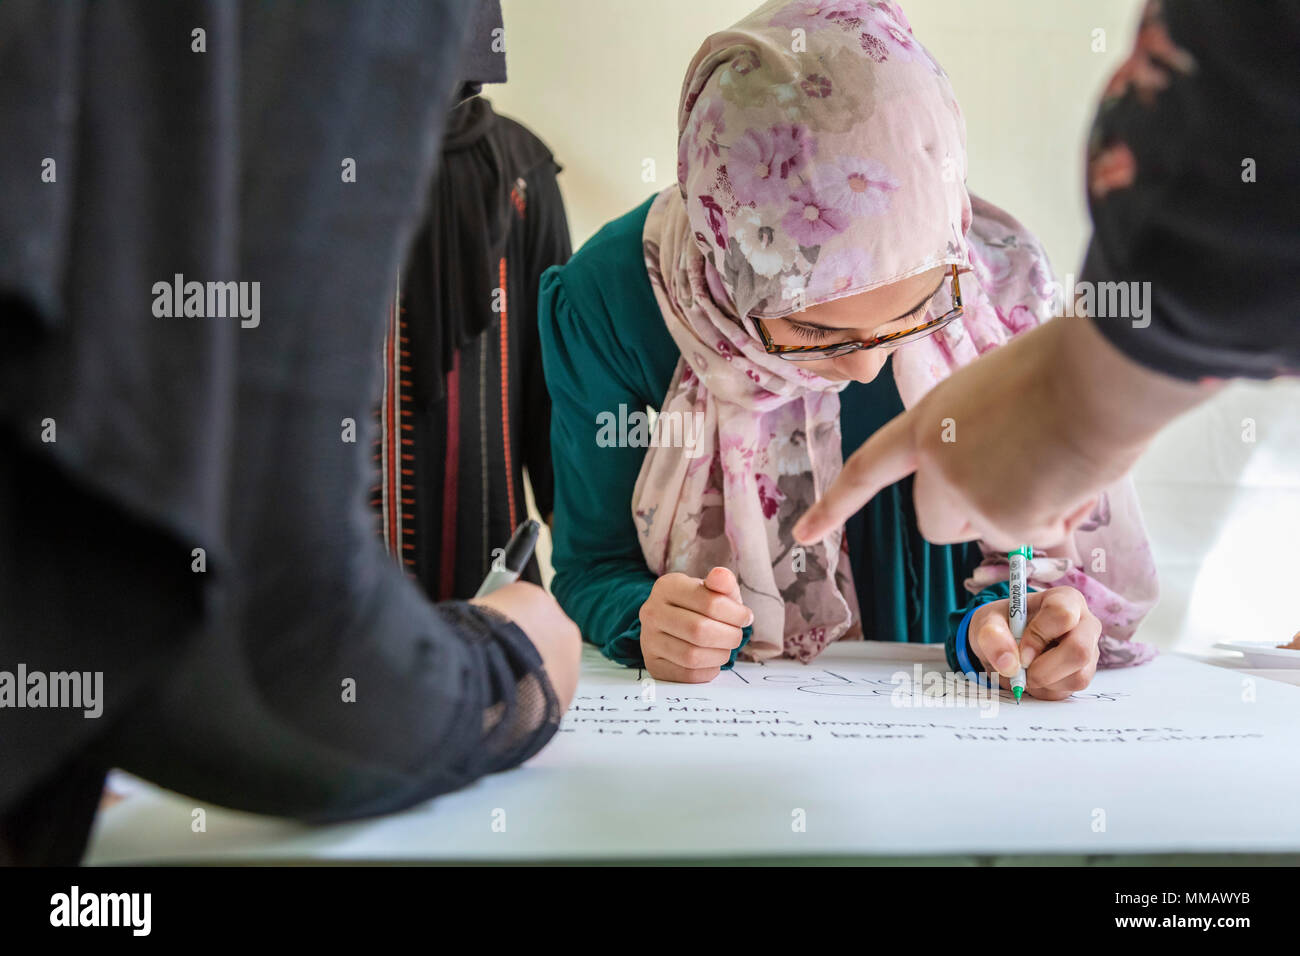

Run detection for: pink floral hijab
[[635, 0, 1159, 666]]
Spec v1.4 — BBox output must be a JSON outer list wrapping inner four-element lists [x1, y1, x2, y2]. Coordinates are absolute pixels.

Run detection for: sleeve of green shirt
[[538, 263, 658, 666], [537, 198, 756, 669]]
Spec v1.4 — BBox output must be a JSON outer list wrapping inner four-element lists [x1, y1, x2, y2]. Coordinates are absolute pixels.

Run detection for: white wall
[[499, 0, 1300, 653], [492, 0, 1142, 265], [1130, 382, 1300, 654]]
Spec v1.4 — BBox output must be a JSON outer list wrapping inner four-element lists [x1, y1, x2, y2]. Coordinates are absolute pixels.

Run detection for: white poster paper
[[87, 644, 1300, 863]]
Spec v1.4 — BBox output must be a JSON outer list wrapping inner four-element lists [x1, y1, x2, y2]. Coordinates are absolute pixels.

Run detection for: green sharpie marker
[[1008, 546, 1032, 703]]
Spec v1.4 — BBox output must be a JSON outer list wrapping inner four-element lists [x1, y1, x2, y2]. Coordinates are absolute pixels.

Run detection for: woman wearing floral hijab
[[540, 0, 1159, 695]]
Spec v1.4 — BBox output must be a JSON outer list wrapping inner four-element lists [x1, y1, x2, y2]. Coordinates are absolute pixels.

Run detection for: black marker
[[474, 519, 541, 598]]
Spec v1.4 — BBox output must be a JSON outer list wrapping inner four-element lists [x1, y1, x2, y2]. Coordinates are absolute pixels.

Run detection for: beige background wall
[[491, 0, 1144, 269], [501, 1, 1300, 655]]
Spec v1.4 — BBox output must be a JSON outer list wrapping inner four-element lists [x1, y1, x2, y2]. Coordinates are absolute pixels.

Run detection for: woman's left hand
[[967, 586, 1101, 701]]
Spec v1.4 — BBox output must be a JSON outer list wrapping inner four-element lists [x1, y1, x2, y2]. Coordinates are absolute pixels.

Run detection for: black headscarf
[[458, 0, 506, 97], [402, 94, 555, 406]]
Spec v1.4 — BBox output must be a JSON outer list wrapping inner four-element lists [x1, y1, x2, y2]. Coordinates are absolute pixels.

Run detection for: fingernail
[[1020, 647, 1037, 667], [744, 611, 755, 627], [995, 652, 1017, 675]]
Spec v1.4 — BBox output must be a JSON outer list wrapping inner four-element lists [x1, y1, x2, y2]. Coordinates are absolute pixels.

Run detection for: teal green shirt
[[539, 195, 1004, 669]]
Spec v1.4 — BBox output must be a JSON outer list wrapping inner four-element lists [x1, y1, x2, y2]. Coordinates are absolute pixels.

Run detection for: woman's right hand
[[639, 567, 752, 683], [471, 581, 581, 710]]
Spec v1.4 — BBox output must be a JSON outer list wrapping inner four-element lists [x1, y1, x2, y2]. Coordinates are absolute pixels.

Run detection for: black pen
[[474, 519, 541, 597]]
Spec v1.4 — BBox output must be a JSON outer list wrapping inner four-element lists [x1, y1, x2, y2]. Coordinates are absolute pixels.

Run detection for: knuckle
[[659, 572, 687, 592], [691, 647, 722, 671], [704, 595, 731, 621], [698, 619, 723, 645], [1064, 672, 1091, 692], [1052, 586, 1085, 615]]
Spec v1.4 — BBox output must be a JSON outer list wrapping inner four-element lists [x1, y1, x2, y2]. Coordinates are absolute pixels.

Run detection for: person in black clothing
[[372, 78, 570, 600], [796, 0, 1300, 552], [0, 0, 578, 865]]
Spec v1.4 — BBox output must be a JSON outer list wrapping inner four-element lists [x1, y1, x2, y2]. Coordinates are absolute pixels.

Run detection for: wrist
[[1049, 315, 1216, 464], [953, 603, 984, 675]]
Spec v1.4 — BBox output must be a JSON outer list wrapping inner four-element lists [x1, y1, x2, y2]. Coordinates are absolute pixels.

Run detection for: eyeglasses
[[754, 265, 963, 362]]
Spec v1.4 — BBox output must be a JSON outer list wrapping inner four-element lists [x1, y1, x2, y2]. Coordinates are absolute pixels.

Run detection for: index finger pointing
[[793, 411, 918, 544]]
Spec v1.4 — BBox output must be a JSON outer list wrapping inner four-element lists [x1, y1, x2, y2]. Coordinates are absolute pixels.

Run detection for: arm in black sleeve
[[92, 2, 563, 820], [0, 0, 563, 840], [103, 576, 562, 824], [1080, 0, 1300, 381]]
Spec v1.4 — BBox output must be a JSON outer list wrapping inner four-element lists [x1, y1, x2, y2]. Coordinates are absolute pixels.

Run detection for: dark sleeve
[[1079, 0, 1300, 381], [99, 558, 564, 825], [520, 159, 572, 519]]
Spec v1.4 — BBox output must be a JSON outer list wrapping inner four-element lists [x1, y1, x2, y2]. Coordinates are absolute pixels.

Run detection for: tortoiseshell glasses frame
[[753, 264, 963, 361]]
